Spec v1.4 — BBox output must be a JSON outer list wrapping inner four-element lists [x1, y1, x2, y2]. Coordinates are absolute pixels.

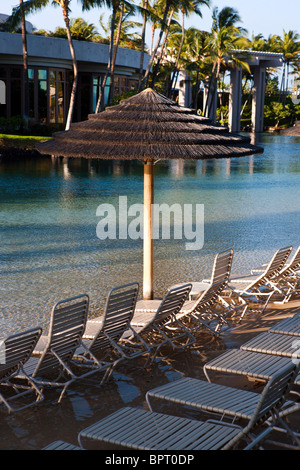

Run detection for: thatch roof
[[37, 88, 264, 160]]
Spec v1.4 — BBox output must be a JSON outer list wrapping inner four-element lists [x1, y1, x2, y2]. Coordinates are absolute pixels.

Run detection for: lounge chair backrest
[[210, 249, 234, 284], [33, 294, 89, 377], [281, 246, 300, 276], [248, 362, 299, 426], [264, 246, 293, 278], [89, 282, 139, 355], [254, 246, 293, 288], [150, 284, 192, 328], [223, 362, 299, 450], [0, 327, 42, 381], [193, 279, 228, 313]]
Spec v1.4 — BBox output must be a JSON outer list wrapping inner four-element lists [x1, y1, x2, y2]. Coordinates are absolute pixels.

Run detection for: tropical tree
[[138, 0, 149, 87], [150, 4, 180, 87], [277, 30, 300, 102], [93, 0, 136, 111], [20, 0, 30, 129], [38, 17, 101, 40], [167, 0, 210, 97], [5, 1, 30, 127], [67, 17, 100, 40], [204, 6, 249, 119], [180, 27, 212, 107], [139, 0, 177, 91]]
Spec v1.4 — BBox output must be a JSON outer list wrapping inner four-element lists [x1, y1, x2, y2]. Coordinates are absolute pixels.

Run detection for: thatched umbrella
[[37, 88, 263, 300]]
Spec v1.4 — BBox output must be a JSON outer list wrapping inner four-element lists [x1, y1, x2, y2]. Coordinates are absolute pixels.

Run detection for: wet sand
[[1, 296, 300, 451], [280, 121, 300, 136]]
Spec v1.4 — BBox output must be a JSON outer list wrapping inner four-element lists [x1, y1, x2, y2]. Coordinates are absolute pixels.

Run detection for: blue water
[[0, 133, 299, 336]]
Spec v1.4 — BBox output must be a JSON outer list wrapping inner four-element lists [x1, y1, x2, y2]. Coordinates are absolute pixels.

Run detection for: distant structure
[[0, 16, 150, 126], [178, 50, 283, 133], [0, 13, 34, 33]]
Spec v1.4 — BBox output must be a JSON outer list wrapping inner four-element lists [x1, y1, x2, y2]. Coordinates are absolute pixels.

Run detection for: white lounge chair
[[203, 348, 300, 385], [145, 363, 300, 449], [42, 440, 82, 450], [266, 246, 300, 303], [79, 283, 150, 372], [0, 327, 44, 413], [171, 249, 234, 300], [177, 279, 246, 335], [240, 331, 300, 362], [269, 312, 300, 337], [78, 363, 299, 450], [127, 283, 196, 365], [226, 246, 293, 316], [77, 407, 244, 450], [17, 294, 111, 403]]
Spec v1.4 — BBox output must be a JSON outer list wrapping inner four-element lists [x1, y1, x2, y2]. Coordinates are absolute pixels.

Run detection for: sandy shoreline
[[0, 293, 299, 451], [280, 121, 300, 136]]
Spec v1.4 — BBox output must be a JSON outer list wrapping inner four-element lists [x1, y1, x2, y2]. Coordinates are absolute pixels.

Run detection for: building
[[0, 28, 150, 127]]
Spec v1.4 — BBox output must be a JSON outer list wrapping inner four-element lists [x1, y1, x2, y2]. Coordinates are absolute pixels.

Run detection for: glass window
[[29, 78, 35, 119], [0, 80, 6, 117], [11, 68, 21, 79], [38, 80, 47, 123], [57, 80, 64, 123], [104, 76, 110, 105], [38, 69, 47, 80], [120, 76, 127, 94], [49, 69, 66, 123], [0, 80, 6, 104], [58, 71, 65, 82], [11, 79, 22, 116], [92, 75, 101, 112], [50, 77, 56, 123], [28, 69, 34, 80]]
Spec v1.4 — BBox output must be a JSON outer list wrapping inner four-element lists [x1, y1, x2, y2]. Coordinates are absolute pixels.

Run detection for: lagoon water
[[0, 133, 300, 337]]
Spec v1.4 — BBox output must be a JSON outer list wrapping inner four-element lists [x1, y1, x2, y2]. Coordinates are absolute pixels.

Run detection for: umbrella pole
[[143, 159, 154, 300]]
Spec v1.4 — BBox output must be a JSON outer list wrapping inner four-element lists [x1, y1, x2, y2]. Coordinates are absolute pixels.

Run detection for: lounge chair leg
[[57, 382, 72, 404]]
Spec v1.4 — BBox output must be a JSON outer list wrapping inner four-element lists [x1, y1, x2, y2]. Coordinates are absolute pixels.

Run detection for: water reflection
[[0, 134, 299, 336]]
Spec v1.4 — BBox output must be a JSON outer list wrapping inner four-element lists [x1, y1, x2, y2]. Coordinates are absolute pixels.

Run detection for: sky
[[1, 0, 300, 47]]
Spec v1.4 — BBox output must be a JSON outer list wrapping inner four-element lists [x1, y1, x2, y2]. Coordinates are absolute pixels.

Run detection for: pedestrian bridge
[[178, 49, 283, 133]]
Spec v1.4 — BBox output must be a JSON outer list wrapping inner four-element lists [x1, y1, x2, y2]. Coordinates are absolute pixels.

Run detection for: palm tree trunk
[[150, 25, 155, 54], [203, 61, 217, 117], [138, 0, 148, 88], [139, 0, 171, 91], [151, 6, 174, 87], [62, 3, 78, 130], [193, 69, 201, 109], [168, 10, 185, 98], [95, 6, 116, 113], [20, 0, 29, 129], [108, 3, 124, 104]]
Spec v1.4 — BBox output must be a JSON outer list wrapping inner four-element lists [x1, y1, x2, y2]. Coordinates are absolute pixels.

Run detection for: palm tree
[[180, 27, 212, 107], [68, 17, 100, 41], [139, 0, 178, 91], [138, 0, 149, 88], [167, 0, 210, 98], [42, 17, 101, 40], [6, 1, 30, 127], [204, 6, 249, 118], [94, 0, 135, 111], [20, 0, 29, 129], [150, 3, 180, 87], [277, 30, 300, 102]]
